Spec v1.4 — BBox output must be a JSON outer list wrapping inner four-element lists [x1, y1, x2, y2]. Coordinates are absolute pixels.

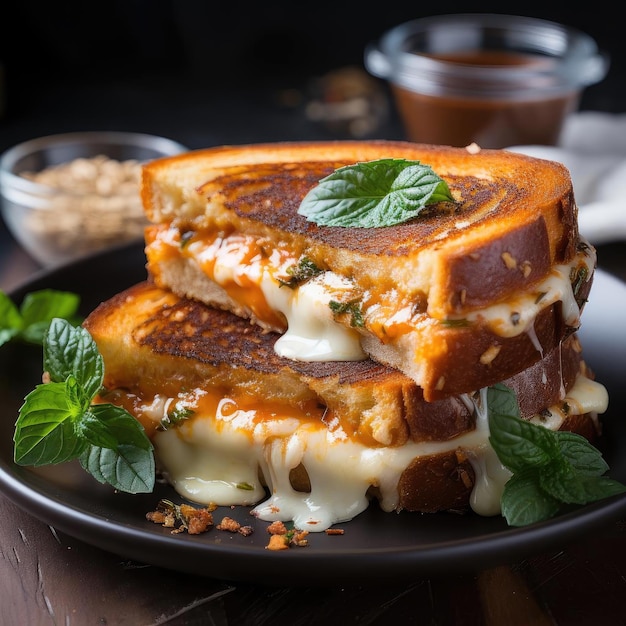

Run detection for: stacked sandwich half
[[83, 141, 609, 531]]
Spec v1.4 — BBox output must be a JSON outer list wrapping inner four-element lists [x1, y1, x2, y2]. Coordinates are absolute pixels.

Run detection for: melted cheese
[[147, 227, 595, 364], [463, 249, 596, 337], [134, 372, 607, 532], [266, 273, 366, 361]]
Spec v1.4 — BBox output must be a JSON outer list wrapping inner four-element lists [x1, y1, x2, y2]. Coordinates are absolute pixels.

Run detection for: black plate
[[1, 242, 625, 587]]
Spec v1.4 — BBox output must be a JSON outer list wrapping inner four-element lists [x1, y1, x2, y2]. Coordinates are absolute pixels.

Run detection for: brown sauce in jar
[[427, 50, 545, 66], [392, 50, 579, 149]]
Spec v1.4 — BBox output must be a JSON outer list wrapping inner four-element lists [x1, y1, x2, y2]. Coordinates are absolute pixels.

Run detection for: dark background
[[1, 2, 625, 152]]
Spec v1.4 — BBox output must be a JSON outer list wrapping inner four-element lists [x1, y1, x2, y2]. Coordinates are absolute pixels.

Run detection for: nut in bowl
[[0, 131, 187, 267]]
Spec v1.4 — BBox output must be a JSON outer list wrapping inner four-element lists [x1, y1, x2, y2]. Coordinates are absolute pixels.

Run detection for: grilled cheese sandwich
[[74, 139, 613, 531], [83, 281, 606, 531], [141, 141, 592, 399]]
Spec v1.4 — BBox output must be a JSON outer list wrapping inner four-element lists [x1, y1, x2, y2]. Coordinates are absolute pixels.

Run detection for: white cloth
[[507, 111, 626, 244]]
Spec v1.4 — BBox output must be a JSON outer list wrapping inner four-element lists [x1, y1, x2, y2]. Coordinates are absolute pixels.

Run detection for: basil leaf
[[297, 158, 455, 228], [79, 443, 155, 494], [500, 470, 562, 526], [14, 381, 87, 465], [44, 319, 104, 400]]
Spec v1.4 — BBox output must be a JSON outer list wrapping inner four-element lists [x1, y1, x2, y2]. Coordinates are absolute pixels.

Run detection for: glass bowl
[[0, 131, 187, 267]]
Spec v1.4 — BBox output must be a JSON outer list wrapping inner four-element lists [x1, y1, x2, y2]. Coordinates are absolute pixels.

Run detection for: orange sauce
[[146, 225, 291, 331], [93, 386, 389, 446]]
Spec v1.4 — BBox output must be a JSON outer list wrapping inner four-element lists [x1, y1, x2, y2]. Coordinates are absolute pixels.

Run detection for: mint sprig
[[297, 158, 455, 228], [488, 383, 626, 526], [0, 289, 81, 347], [14, 318, 155, 494]]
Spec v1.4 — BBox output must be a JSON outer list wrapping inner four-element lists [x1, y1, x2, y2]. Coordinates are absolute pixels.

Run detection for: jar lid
[[365, 14, 609, 99]]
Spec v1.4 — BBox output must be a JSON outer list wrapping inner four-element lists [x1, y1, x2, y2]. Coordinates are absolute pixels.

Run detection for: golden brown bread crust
[[361, 290, 591, 401], [196, 161, 575, 316], [83, 281, 591, 449], [145, 235, 594, 400], [140, 140, 578, 318]]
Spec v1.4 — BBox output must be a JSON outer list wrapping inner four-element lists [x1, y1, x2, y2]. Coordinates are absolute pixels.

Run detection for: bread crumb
[[264, 519, 309, 548], [216, 516, 254, 536], [267, 520, 288, 535], [520, 261, 532, 277], [216, 516, 242, 532], [146, 501, 318, 548], [465, 142, 481, 154], [480, 344, 501, 365], [146, 499, 214, 535], [266, 534, 290, 551], [501, 252, 517, 270], [290, 530, 309, 547], [146, 510, 173, 526], [238, 525, 254, 537]]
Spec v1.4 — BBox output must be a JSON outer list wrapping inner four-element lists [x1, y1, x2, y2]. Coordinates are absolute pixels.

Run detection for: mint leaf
[[13, 318, 155, 495], [75, 408, 125, 450], [44, 318, 104, 400], [0, 292, 22, 347], [556, 430, 610, 475], [540, 463, 626, 505], [297, 158, 455, 227], [501, 470, 562, 526], [0, 289, 80, 347], [20, 290, 81, 344], [89, 403, 154, 451], [79, 443, 155, 494], [489, 383, 626, 526], [487, 384, 558, 472], [14, 381, 87, 465]]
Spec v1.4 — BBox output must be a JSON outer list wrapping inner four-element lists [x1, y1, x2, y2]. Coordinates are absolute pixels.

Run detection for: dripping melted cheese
[[147, 227, 595, 363], [123, 372, 607, 532]]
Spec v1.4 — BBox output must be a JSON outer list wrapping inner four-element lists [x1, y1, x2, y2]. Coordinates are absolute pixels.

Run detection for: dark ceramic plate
[[0, 242, 625, 586]]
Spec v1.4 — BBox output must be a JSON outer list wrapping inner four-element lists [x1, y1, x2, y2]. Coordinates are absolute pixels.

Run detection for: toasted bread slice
[[140, 141, 593, 399], [145, 229, 594, 400], [140, 141, 579, 318], [82, 282, 605, 525], [83, 280, 590, 446]]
